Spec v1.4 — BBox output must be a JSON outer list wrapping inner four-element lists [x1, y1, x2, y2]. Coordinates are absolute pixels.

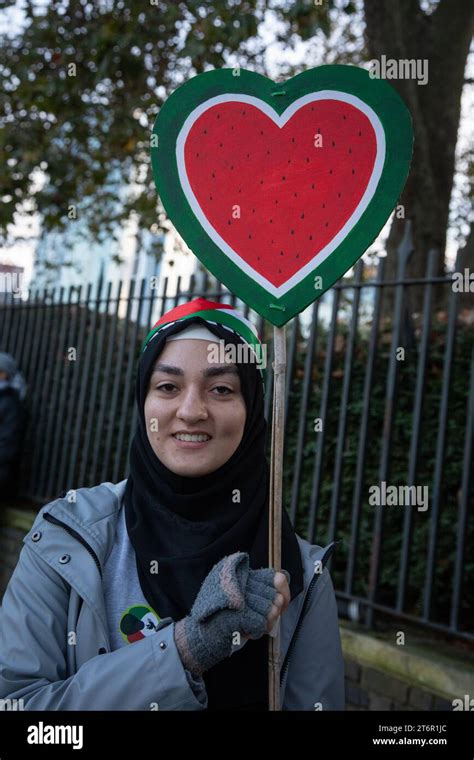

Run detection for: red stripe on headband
[[153, 298, 234, 329]]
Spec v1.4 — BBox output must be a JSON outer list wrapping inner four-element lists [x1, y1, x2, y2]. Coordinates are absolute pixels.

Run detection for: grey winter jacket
[[0, 480, 345, 711]]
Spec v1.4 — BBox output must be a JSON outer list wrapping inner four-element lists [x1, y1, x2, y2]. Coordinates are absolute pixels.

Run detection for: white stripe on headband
[[166, 325, 222, 342]]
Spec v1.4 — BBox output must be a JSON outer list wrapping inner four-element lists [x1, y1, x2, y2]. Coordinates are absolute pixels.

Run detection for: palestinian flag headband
[[141, 298, 267, 387]]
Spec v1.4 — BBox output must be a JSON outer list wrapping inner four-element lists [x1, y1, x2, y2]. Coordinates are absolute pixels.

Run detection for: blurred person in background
[[0, 352, 27, 504]]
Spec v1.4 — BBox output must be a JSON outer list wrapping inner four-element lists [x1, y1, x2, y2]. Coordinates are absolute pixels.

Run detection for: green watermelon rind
[[151, 65, 414, 327]]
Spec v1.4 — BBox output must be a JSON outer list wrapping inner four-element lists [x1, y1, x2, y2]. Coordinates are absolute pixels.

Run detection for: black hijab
[[124, 314, 304, 710]]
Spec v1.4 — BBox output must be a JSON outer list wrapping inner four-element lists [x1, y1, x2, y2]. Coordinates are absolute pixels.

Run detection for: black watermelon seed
[[349, 148, 352, 154], [227, 220, 231, 225], [196, 152, 199, 157], [288, 159, 291, 163], [260, 179, 264, 184], [269, 219, 273, 223], [358, 131, 362, 136], [212, 172, 215, 178], [280, 251, 284, 256], [247, 153, 250, 158], [301, 212, 305, 219], [219, 142, 223, 147], [282, 176, 286, 180], [296, 254, 299, 258], [311, 184, 315, 189], [209, 196, 213, 200], [338, 192, 341, 198], [332, 141, 335, 147], [267, 150, 271, 155], [352, 168, 355, 174], [252, 208, 256, 213], [294, 192, 298, 197], [309, 235, 313, 240], [306, 157, 310, 162], [257, 256, 261, 261], [260, 130, 264, 135], [204, 130, 207, 134], [292, 137, 295, 143], [291, 230, 294, 235], [325, 222, 329, 227], [248, 234, 252, 239], [329, 169, 333, 174], [343, 115, 346, 120], [322, 203, 325, 208]]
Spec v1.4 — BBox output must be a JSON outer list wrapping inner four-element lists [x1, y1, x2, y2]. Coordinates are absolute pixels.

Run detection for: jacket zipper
[[43, 512, 103, 578], [279, 542, 337, 687]]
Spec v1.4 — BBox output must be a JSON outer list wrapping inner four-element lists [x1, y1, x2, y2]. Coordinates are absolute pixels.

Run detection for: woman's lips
[[171, 434, 212, 450]]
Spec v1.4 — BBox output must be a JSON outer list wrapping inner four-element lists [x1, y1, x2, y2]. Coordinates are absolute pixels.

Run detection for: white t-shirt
[[102, 504, 205, 698]]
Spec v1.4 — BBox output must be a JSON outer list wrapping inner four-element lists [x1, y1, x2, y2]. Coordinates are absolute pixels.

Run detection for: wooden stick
[[268, 324, 286, 711]]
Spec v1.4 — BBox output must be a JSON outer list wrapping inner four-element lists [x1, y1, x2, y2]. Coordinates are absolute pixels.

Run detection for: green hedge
[[279, 314, 473, 635]]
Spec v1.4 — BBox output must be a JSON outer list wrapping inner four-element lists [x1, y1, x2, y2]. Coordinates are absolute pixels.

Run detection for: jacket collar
[[29, 480, 127, 568], [23, 481, 127, 640]]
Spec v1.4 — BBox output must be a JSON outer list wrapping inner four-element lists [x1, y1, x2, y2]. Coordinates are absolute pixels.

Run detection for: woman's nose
[[176, 387, 208, 421]]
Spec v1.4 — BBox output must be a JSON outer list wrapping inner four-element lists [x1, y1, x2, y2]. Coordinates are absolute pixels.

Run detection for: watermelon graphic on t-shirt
[[119, 604, 161, 644]]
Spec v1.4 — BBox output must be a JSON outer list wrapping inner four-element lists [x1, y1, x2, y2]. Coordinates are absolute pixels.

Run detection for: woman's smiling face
[[144, 338, 247, 477]]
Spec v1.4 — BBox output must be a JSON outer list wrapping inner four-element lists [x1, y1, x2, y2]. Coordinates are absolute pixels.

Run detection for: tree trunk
[[363, 0, 473, 309]]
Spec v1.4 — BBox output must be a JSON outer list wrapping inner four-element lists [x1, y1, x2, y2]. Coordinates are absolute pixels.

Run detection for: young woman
[[0, 298, 344, 711]]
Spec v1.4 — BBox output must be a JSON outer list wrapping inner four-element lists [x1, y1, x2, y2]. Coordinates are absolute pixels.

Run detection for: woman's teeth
[[173, 434, 211, 442]]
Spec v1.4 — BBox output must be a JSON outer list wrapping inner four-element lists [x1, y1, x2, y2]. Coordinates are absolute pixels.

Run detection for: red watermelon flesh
[[183, 99, 377, 288]]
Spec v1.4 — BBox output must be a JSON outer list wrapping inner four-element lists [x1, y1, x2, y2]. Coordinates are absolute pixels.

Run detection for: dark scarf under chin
[[124, 316, 304, 711]]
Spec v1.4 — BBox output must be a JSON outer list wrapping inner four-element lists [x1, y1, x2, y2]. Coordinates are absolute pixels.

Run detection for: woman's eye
[[156, 383, 177, 392], [212, 386, 233, 395]]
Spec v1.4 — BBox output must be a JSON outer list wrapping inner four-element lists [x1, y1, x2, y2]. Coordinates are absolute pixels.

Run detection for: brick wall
[[345, 658, 453, 711]]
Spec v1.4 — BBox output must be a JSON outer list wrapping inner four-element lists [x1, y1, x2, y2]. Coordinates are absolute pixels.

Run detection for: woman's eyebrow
[[151, 363, 239, 378], [204, 365, 239, 378]]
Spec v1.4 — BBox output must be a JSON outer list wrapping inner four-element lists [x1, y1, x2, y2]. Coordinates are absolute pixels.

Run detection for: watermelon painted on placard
[[151, 66, 413, 326]]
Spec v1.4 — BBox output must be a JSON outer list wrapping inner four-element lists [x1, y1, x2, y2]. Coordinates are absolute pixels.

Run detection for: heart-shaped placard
[[151, 65, 413, 326]]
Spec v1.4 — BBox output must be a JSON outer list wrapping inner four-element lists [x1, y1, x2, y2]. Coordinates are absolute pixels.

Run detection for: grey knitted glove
[[174, 552, 279, 677]]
